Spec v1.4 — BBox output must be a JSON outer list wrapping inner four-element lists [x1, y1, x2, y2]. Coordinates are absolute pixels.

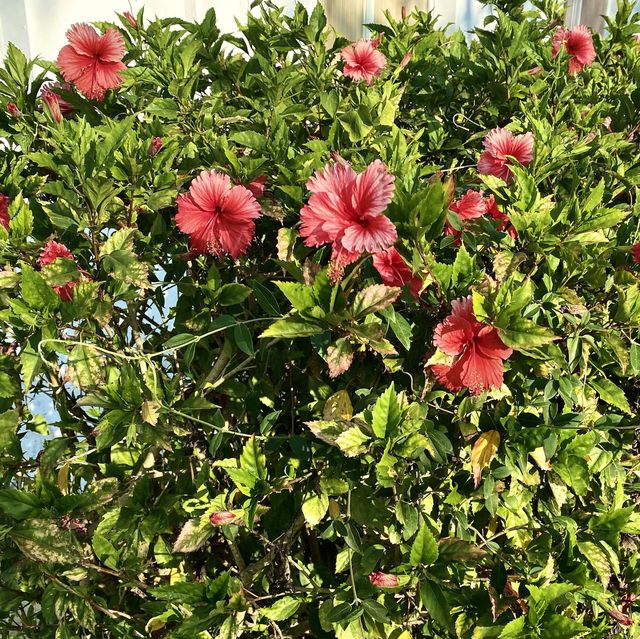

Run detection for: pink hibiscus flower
[[431, 296, 512, 394], [57, 23, 126, 101], [372, 247, 422, 298], [477, 127, 534, 181], [445, 190, 488, 240], [176, 170, 261, 260], [552, 25, 596, 74], [341, 39, 387, 85], [38, 241, 79, 301], [299, 158, 397, 280], [485, 195, 517, 240], [631, 243, 640, 264], [369, 572, 399, 588], [0, 194, 9, 230]]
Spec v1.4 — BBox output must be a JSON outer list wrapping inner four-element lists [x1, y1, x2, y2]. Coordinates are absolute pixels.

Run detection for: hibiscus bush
[[2, 0, 640, 636]]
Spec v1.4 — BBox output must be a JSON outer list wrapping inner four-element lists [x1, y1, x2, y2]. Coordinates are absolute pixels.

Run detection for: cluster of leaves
[[0, 0, 640, 637]]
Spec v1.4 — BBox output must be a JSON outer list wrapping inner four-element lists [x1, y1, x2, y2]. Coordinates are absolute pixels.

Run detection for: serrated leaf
[[260, 316, 324, 338], [539, 614, 588, 639], [240, 437, 266, 481], [11, 519, 84, 564], [577, 541, 611, 588], [420, 580, 454, 632], [471, 431, 500, 488], [352, 285, 401, 318], [372, 383, 401, 439], [335, 426, 370, 457], [326, 338, 355, 377], [302, 493, 329, 527], [261, 596, 302, 621], [498, 318, 555, 349], [173, 516, 213, 553], [323, 390, 353, 421], [21, 265, 59, 310], [590, 378, 632, 414], [66, 345, 103, 389], [410, 526, 438, 566], [0, 410, 19, 454]]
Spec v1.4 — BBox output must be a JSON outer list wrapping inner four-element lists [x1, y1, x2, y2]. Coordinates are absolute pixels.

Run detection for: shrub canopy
[[1, 0, 640, 637]]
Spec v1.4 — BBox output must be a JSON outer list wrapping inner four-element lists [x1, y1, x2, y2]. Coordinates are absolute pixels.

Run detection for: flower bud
[[123, 11, 138, 28], [6, 102, 21, 118], [209, 511, 238, 525], [148, 137, 163, 157]]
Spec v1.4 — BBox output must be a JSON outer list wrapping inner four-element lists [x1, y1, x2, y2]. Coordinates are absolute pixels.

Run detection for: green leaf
[[11, 519, 84, 564], [230, 131, 267, 151], [498, 318, 555, 349], [66, 345, 103, 389], [451, 244, 474, 287], [259, 316, 324, 338], [577, 541, 611, 588], [335, 426, 370, 457], [499, 616, 527, 638], [20, 339, 41, 392], [420, 581, 454, 632], [275, 281, 316, 311], [539, 614, 588, 639], [240, 437, 267, 481], [352, 284, 401, 318], [590, 378, 632, 414], [216, 283, 252, 306], [233, 323, 254, 356], [0, 409, 18, 454], [326, 338, 355, 378], [21, 265, 59, 311], [8, 196, 33, 239], [410, 526, 439, 566], [261, 596, 302, 621], [371, 383, 401, 439], [302, 493, 329, 527], [555, 456, 589, 496], [0, 488, 40, 520], [173, 516, 214, 553]]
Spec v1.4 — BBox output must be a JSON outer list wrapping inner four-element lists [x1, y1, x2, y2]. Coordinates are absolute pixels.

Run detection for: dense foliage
[[1, 0, 640, 636]]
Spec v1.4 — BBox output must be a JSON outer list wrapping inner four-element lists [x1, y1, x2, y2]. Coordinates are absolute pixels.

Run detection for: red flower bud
[[148, 137, 163, 157], [400, 51, 413, 69], [6, 102, 21, 118], [631, 243, 640, 264], [246, 176, 266, 198], [209, 511, 238, 525], [368, 572, 399, 588], [371, 34, 382, 48], [42, 90, 63, 123], [122, 11, 138, 28], [401, 5, 407, 20], [609, 609, 633, 626], [0, 194, 9, 230]]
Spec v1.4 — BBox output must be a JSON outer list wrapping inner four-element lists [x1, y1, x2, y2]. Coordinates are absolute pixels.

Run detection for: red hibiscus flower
[[631, 243, 640, 264], [431, 296, 512, 394], [209, 511, 238, 525], [38, 241, 80, 301], [341, 39, 387, 85], [0, 194, 9, 230], [373, 247, 422, 298], [477, 127, 534, 181], [485, 195, 517, 240], [176, 170, 261, 260], [369, 572, 399, 588], [300, 158, 396, 280], [552, 25, 596, 74], [246, 176, 266, 198], [57, 23, 126, 101], [6, 102, 21, 118]]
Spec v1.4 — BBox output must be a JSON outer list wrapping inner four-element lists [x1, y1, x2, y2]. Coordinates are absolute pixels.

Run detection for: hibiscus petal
[[341, 214, 397, 254], [190, 171, 231, 211], [432, 361, 465, 392], [98, 28, 126, 62], [222, 185, 262, 223], [476, 326, 513, 360], [433, 315, 474, 356], [351, 160, 395, 218], [57, 45, 92, 82], [66, 23, 101, 57], [94, 60, 126, 92], [459, 348, 504, 394]]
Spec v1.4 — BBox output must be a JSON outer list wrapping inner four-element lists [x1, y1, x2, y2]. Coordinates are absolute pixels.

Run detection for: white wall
[[0, 0, 317, 61]]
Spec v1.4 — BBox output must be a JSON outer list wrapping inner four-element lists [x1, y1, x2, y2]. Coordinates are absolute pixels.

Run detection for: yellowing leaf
[[302, 493, 329, 527], [471, 430, 500, 488], [323, 390, 353, 421], [142, 400, 160, 426]]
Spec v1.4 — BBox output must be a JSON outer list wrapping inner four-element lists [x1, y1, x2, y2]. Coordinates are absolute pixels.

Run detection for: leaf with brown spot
[[326, 339, 354, 378]]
